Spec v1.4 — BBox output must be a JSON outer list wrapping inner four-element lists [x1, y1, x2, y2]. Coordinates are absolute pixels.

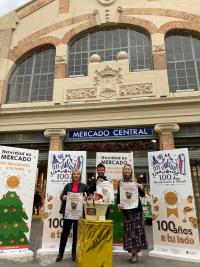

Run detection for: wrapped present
[[76, 219, 113, 267]]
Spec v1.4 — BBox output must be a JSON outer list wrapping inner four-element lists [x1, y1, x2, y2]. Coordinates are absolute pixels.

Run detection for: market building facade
[[0, 0, 200, 218]]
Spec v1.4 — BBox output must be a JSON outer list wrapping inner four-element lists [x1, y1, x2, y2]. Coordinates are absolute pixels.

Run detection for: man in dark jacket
[[88, 163, 107, 194]]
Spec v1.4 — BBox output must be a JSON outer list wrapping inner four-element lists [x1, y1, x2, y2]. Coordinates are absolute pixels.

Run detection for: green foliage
[[108, 195, 123, 243]]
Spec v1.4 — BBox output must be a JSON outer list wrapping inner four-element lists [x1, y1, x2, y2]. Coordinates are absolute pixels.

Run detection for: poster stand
[[149, 250, 200, 263], [148, 148, 200, 264], [37, 246, 71, 255], [0, 249, 33, 258]]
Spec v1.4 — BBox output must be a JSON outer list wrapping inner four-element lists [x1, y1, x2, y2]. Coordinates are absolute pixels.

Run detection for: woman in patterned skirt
[[117, 164, 148, 264]]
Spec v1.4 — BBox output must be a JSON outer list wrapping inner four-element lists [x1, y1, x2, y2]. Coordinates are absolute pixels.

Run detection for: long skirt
[[123, 209, 148, 253]]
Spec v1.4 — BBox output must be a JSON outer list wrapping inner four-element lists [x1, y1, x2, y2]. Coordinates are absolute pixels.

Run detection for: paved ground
[[0, 218, 200, 267]]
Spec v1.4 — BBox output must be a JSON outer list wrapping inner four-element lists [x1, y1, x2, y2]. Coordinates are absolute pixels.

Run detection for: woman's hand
[[62, 194, 67, 201]]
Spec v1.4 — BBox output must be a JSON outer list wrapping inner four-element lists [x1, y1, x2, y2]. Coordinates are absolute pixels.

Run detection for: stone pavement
[[0, 218, 200, 267]]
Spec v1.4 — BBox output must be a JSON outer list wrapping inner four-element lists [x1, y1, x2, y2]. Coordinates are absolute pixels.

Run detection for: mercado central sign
[[68, 127, 153, 141]]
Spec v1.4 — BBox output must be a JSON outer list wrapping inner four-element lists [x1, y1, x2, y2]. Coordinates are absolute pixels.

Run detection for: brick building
[[0, 0, 200, 217]]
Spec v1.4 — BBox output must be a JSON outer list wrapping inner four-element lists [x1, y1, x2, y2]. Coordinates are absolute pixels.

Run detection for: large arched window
[[7, 46, 56, 103], [165, 32, 200, 92], [68, 28, 152, 76]]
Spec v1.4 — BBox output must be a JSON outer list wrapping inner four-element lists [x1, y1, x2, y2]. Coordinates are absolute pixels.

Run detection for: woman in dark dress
[[56, 169, 87, 262], [117, 164, 148, 264]]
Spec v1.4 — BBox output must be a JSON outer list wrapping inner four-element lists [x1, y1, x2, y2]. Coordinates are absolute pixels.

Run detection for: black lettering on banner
[[48, 218, 64, 228], [156, 220, 193, 235]]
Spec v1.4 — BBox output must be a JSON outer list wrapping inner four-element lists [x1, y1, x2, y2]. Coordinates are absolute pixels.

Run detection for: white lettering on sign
[[71, 128, 151, 139]]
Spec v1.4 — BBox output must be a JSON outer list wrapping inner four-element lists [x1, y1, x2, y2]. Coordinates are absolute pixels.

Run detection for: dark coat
[[59, 182, 87, 216], [88, 176, 107, 194]]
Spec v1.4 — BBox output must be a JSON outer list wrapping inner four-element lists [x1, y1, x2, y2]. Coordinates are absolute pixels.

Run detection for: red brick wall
[[16, 0, 55, 19], [123, 8, 200, 24], [54, 63, 66, 79], [153, 53, 167, 70], [118, 15, 158, 34], [9, 36, 60, 62], [49, 136, 63, 151], [159, 133, 175, 150], [59, 0, 70, 14]]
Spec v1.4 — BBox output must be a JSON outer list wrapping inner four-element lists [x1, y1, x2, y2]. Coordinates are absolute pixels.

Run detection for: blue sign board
[[68, 127, 153, 141]]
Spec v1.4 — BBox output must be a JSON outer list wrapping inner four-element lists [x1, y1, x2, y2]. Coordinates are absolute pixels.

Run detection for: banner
[[148, 148, 200, 261], [96, 152, 133, 252], [96, 152, 134, 190], [0, 145, 38, 256], [65, 193, 83, 220], [119, 182, 138, 209], [38, 151, 86, 254]]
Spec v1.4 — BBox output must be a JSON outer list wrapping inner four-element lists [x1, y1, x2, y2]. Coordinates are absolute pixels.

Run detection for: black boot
[[55, 253, 63, 262], [72, 248, 76, 261]]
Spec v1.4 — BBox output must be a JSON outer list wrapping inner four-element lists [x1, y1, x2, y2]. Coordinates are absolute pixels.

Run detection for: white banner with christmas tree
[[0, 145, 38, 257], [96, 152, 133, 252], [38, 151, 86, 254], [148, 148, 200, 262]]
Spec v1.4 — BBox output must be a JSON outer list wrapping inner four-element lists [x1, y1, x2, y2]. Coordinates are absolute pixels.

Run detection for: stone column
[[44, 129, 66, 151], [154, 123, 180, 150]]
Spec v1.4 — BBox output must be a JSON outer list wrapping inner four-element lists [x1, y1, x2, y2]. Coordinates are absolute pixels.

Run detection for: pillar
[[44, 129, 66, 151], [154, 123, 180, 150]]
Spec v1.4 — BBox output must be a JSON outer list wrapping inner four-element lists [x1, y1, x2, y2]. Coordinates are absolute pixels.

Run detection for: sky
[[0, 0, 30, 16]]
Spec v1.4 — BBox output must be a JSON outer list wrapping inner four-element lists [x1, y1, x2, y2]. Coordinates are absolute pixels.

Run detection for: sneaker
[[55, 253, 63, 262]]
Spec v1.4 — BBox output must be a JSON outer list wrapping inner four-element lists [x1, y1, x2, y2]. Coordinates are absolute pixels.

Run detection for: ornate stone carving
[[105, 8, 111, 22], [94, 66, 123, 99], [55, 55, 66, 63], [65, 88, 97, 102], [44, 129, 66, 138], [154, 124, 180, 134], [44, 129, 66, 151], [97, 0, 116, 6], [94, 65, 123, 86], [153, 44, 165, 54], [119, 83, 153, 97]]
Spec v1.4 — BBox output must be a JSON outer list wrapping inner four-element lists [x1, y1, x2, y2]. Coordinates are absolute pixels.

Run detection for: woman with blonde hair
[[117, 164, 148, 264], [56, 169, 87, 262]]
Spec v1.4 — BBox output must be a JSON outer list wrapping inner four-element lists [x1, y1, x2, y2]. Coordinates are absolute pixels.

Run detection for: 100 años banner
[[0, 145, 38, 254], [148, 148, 200, 258], [39, 151, 86, 253]]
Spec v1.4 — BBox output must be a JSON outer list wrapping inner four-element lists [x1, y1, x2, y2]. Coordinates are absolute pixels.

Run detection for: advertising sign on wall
[[68, 127, 153, 141], [148, 148, 200, 262], [38, 151, 86, 254], [0, 145, 38, 257]]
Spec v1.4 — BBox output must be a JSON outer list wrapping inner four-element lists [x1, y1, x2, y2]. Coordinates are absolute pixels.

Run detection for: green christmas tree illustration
[[0, 191, 29, 247]]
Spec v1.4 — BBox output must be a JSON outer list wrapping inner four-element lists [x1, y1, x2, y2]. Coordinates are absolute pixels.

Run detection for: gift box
[[84, 202, 108, 220], [76, 219, 113, 267]]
